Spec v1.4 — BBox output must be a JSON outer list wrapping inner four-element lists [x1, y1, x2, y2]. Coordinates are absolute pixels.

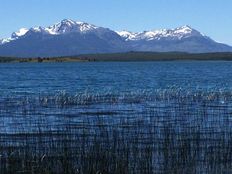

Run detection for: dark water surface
[[1, 61, 232, 173], [1, 61, 232, 95]]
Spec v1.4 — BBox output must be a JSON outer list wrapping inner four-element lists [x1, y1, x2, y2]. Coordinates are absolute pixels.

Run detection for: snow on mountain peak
[[12, 28, 29, 38], [29, 27, 45, 33], [0, 38, 13, 45], [0, 28, 29, 45], [0, 21, 205, 46], [116, 30, 138, 41], [175, 25, 192, 31], [61, 19, 76, 25], [0, 19, 101, 45], [173, 25, 195, 35], [117, 25, 203, 41], [45, 19, 99, 35]]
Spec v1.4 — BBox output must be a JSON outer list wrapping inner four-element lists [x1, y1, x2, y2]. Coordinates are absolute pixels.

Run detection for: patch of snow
[[29, 27, 45, 33], [174, 25, 193, 34], [116, 30, 138, 41], [44, 27, 58, 35], [0, 37, 15, 44], [12, 28, 28, 38]]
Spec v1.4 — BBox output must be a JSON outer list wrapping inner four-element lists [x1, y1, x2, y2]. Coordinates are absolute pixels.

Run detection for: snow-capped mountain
[[0, 19, 231, 57], [0, 19, 100, 45], [0, 19, 127, 57], [116, 25, 232, 53], [45, 19, 99, 34], [117, 25, 205, 41], [0, 28, 29, 45]]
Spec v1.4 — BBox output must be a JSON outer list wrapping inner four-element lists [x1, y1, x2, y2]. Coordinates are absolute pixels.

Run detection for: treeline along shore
[[1, 52, 232, 63]]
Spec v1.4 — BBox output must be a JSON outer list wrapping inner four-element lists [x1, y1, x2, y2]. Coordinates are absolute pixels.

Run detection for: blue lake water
[[0, 61, 232, 133], [1, 61, 232, 96], [1, 61, 232, 173]]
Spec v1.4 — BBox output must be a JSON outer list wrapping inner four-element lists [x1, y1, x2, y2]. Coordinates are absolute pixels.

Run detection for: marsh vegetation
[[0, 90, 232, 174]]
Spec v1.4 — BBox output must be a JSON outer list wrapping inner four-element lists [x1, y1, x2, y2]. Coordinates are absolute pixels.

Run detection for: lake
[[0, 61, 232, 174], [1, 61, 232, 95]]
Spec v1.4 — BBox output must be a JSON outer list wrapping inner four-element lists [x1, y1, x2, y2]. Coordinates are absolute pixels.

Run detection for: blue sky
[[1, 0, 232, 45]]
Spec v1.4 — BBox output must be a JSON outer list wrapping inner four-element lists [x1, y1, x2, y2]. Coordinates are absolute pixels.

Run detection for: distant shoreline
[[1, 52, 232, 63]]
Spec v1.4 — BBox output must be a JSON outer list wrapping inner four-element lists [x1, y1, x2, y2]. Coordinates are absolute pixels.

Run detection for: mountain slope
[[117, 26, 232, 53], [0, 19, 128, 57], [0, 20, 231, 57]]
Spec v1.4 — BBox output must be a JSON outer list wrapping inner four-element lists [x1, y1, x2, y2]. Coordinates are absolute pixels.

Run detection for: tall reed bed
[[0, 90, 232, 173]]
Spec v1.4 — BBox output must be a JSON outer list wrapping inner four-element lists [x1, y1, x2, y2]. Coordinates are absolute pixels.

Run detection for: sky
[[0, 0, 232, 45]]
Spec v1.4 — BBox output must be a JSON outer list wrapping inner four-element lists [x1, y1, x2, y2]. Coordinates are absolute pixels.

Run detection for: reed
[[0, 90, 232, 173]]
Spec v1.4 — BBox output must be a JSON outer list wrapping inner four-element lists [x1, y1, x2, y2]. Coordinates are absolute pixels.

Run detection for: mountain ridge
[[0, 19, 231, 57]]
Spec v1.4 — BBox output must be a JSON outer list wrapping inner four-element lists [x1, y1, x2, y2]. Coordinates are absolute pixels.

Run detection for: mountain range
[[0, 19, 232, 57]]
